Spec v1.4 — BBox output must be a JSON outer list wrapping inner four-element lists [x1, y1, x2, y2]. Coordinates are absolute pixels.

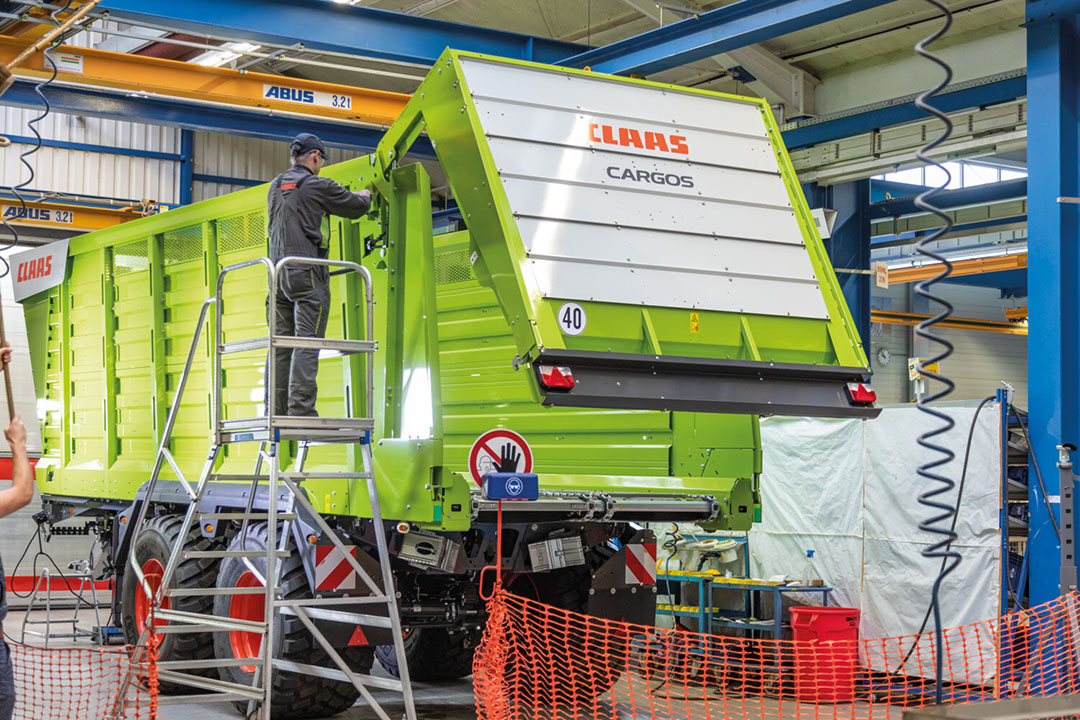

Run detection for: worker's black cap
[[291, 133, 328, 161]]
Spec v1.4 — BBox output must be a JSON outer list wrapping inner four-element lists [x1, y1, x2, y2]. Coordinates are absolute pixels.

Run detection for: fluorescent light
[[192, 41, 260, 67]]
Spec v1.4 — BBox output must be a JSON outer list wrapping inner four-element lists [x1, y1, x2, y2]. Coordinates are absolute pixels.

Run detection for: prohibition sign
[[468, 428, 533, 486]]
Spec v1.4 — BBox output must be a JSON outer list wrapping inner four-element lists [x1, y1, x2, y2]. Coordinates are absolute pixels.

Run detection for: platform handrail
[[213, 256, 375, 436], [125, 296, 216, 617]]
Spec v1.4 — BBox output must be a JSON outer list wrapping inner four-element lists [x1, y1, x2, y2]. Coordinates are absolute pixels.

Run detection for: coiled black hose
[[911, 0, 957, 704], [0, 0, 73, 278]]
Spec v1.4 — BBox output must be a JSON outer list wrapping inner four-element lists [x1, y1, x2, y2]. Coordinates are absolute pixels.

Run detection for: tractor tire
[[121, 514, 223, 693], [375, 627, 477, 682], [212, 522, 375, 719]]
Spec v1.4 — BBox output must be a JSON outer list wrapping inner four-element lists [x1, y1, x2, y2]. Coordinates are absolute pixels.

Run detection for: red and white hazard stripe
[[315, 545, 358, 591], [624, 542, 657, 585]]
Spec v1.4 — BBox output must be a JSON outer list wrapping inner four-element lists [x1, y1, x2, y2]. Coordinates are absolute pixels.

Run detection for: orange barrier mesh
[[9, 641, 157, 719], [474, 589, 1080, 719]]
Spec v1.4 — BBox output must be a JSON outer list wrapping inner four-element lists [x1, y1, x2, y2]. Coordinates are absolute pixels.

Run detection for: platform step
[[220, 336, 375, 355], [181, 550, 290, 559], [273, 659, 403, 691], [159, 657, 263, 670], [165, 586, 281, 598], [156, 670, 264, 700], [154, 608, 267, 633], [156, 692, 257, 706], [278, 605, 391, 629]]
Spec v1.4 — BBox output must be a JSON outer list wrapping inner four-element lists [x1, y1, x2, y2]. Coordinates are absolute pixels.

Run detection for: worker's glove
[[358, 188, 372, 200]]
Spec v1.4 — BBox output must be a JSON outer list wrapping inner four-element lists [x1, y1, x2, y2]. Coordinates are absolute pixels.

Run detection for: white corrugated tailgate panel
[[459, 57, 828, 320]]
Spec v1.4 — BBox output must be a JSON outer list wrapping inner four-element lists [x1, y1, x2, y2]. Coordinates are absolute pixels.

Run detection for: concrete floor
[[4, 605, 900, 719]]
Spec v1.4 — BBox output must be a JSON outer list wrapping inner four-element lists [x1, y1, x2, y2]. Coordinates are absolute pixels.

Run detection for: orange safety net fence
[[474, 589, 1080, 720], [9, 640, 157, 719]]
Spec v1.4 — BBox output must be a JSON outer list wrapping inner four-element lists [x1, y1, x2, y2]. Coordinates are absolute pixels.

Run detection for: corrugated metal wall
[[869, 284, 1027, 408], [192, 133, 368, 202], [0, 108, 180, 202]]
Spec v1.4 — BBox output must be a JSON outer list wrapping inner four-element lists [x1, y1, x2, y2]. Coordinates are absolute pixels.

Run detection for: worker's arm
[[313, 177, 371, 219], [0, 343, 32, 519], [0, 415, 32, 520]]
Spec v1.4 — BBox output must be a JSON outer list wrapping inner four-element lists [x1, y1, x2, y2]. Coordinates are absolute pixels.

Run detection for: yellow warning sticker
[[690, 312, 700, 333]]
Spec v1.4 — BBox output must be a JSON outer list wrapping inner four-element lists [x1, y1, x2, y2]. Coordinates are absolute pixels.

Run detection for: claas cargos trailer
[[22, 50, 877, 714]]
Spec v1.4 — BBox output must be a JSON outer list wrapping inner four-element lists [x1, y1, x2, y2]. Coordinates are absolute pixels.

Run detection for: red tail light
[[538, 365, 575, 390], [845, 382, 877, 405]]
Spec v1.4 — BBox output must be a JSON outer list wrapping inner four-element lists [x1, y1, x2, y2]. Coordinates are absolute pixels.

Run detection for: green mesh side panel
[[163, 226, 202, 266], [219, 211, 268, 255], [113, 239, 148, 276], [434, 248, 476, 285]]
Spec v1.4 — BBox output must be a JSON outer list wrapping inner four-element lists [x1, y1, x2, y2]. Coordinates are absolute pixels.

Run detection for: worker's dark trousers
[[0, 639, 14, 720], [268, 267, 330, 417]]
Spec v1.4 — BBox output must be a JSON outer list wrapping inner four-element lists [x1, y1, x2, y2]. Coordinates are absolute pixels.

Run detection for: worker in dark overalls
[[267, 133, 371, 416]]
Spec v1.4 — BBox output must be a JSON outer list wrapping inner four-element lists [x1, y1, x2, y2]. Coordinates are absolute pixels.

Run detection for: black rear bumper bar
[[534, 349, 881, 419]]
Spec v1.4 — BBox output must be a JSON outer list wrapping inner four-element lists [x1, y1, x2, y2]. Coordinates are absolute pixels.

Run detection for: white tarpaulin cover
[[750, 402, 1002, 680]]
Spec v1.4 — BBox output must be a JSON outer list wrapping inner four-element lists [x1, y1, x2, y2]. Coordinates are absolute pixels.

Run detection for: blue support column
[[1027, 15, 1080, 606], [803, 180, 871, 351], [179, 130, 194, 206]]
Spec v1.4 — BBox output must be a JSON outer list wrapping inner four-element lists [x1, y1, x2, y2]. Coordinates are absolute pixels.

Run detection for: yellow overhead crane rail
[[871, 310, 1027, 335], [886, 252, 1027, 285], [0, 35, 410, 127], [0, 195, 152, 232]]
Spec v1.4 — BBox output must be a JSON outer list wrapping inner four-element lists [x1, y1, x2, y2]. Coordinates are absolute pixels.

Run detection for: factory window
[[874, 160, 1026, 188]]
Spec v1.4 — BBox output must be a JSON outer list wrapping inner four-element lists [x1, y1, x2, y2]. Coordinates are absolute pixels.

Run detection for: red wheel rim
[[229, 571, 265, 673], [134, 558, 169, 646]]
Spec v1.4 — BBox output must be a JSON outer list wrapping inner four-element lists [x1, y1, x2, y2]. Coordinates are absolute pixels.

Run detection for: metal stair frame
[[115, 257, 417, 720]]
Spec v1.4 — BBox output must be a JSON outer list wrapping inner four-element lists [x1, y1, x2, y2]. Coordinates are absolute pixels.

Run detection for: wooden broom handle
[[0, 292, 15, 422]]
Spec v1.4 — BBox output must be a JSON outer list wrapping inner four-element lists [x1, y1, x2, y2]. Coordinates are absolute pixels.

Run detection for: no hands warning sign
[[468, 428, 533, 486]]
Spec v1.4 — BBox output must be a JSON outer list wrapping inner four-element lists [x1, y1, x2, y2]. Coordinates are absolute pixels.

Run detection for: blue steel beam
[[1025, 0, 1080, 25], [3, 134, 182, 161], [803, 180, 871, 349], [1, 79, 434, 156], [872, 216, 1028, 246], [783, 75, 1026, 149], [192, 174, 263, 188], [96, 0, 586, 67], [1027, 15, 1080, 607], [870, 179, 1027, 219], [559, 0, 897, 76], [179, 129, 194, 206]]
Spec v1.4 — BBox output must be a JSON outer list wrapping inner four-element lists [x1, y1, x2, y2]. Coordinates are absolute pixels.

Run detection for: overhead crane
[[0, 35, 408, 128]]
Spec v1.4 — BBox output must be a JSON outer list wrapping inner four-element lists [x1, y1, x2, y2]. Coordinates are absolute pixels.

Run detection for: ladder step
[[199, 512, 298, 521], [154, 624, 228, 635], [219, 336, 375, 355], [156, 692, 258, 706], [273, 659, 404, 692], [278, 605, 392, 629], [159, 657, 264, 670], [156, 670, 265, 700], [155, 608, 267, 633], [181, 550, 290, 559], [165, 586, 281, 598], [220, 417, 374, 432], [277, 595, 392, 607]]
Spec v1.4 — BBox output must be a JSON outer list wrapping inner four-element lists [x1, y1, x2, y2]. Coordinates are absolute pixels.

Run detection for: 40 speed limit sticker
[[557, 301, 586, 336]]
